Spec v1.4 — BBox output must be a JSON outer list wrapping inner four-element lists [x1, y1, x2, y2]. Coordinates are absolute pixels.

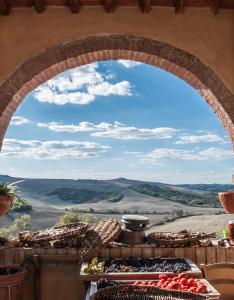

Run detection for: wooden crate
[[80, 257, 202, 281]]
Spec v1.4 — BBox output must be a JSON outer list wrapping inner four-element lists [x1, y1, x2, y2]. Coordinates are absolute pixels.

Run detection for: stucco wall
[[0, 7, 234, 92]]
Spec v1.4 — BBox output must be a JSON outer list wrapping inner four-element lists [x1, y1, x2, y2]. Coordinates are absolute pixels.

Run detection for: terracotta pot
[[218, 192, 234, 213], [0, 267, 26, 300], [0, 195, 13, 216]]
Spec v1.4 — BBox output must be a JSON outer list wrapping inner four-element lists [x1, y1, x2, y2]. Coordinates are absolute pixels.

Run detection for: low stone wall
[[0, 244, 233, 300]]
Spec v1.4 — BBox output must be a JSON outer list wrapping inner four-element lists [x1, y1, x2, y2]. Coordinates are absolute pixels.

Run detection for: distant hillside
[[130, 184, 221, 208], [178, 184, 233, 193], [0, 175, 229, 213], [48, 188, 123, 204], [0, 175, 230, 230]]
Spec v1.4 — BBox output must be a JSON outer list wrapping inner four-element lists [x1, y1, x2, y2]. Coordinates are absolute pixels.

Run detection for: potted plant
[[0, 265, 26, 300], [0, 182, 21, 217], [218, 192, 234, 213], [0, 255, 34, 300], [0, 181, 29, 300]]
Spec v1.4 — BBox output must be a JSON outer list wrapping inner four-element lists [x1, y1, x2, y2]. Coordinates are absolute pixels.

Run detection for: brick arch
[[0, 34, 233, 150]]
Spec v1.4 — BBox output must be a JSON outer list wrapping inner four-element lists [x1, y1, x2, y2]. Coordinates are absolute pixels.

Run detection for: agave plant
[[0, 182, 21, 199], [0, 181, 24, 216]]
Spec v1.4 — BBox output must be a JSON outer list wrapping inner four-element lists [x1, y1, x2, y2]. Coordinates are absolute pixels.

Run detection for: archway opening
[[0, 35, 233, 152], [0, 58, 233, 236]]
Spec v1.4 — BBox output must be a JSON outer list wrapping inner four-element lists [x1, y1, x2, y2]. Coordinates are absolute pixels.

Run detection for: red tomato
[[179, 278, 188, 285], [181, 285, 188, 290], [159, 274, 168, 280], [165, 280, 172, 285], [188, 278, 196, 286], [188, 287, 197, 293], [178, 273, 188, 279], [196, 286, 206, 294], [198, 284, 207, 290], [173, 277, 180, 282], [167, 282, 179, 290]]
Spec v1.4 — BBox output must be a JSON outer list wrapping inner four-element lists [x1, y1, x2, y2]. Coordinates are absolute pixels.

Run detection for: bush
[[0, 215, 31, 238], [55, 212, 97, 227], [11, 198, 32, 212]]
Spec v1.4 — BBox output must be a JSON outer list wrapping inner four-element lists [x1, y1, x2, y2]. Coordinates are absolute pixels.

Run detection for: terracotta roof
[[0, 0, 234, 15]]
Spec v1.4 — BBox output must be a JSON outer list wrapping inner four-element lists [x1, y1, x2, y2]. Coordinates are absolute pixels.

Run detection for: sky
[[0, 60, 233, 184]]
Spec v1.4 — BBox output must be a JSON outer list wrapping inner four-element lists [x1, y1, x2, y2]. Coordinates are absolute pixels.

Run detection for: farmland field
[[0, 175, 231, 233]]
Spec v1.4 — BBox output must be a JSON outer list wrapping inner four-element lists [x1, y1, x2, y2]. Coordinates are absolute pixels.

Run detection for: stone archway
[[0, 34, 233, 152]]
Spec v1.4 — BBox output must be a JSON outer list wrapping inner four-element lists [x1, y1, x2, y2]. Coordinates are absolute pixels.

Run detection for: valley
[[0, 175, 232, 233]]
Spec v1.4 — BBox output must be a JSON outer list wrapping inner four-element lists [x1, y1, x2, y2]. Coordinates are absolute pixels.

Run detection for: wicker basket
[[91, 219, 122, 246], [18, 222, 88, 246], [147, 231, 214, 247], [92, 285, 209, 300]]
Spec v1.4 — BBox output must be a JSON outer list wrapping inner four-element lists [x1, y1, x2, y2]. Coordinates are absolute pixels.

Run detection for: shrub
[[0, 215, 31, 238], [55, 212, 97, 227]]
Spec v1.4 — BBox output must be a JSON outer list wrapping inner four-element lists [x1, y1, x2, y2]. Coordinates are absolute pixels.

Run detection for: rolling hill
[[0, 175, 231, 230]]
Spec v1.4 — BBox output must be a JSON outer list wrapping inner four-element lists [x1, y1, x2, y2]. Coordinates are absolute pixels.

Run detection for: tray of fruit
[[80, 257, 202, 280], [85, 275, 220, 300], [86, 278, 220, 300]]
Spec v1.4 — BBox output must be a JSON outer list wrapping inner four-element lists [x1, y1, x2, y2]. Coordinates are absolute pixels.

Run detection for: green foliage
[[55, 212, 97, 227], [0, 215, 31, 238], [11, 197, 32, 212], [68, 207, 159, 214], [0, 182, 19, 198], [179, 184, 233, 193], [48, 188, 123, 204], [84, 257, 104, 274], [130, 184, 221, 208]]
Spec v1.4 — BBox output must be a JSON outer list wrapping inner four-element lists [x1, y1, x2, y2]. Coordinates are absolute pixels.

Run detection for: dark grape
[[104, 257, 191, 273]]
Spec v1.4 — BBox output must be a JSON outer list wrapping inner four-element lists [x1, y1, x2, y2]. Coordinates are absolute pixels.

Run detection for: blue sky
[[0, 60, 233, 183]]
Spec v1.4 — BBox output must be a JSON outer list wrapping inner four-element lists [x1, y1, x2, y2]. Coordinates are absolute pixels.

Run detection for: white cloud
[[87, 81, 132, 96], [176, 134, 224, 144], [92, 124, 178, 140], [37, 121, 178, 140], [142, 147, 233, 164], [124, 151, 143, 155], [11, 116, 30, 126], [1, 139, 111, 160], [34, 87, 95, 105], [198, 147, 233, 160], [118, 60, 142, 68], [33, 63, 133, 105], [37, 121, 96, 132], [46, 63, 102, 92]]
